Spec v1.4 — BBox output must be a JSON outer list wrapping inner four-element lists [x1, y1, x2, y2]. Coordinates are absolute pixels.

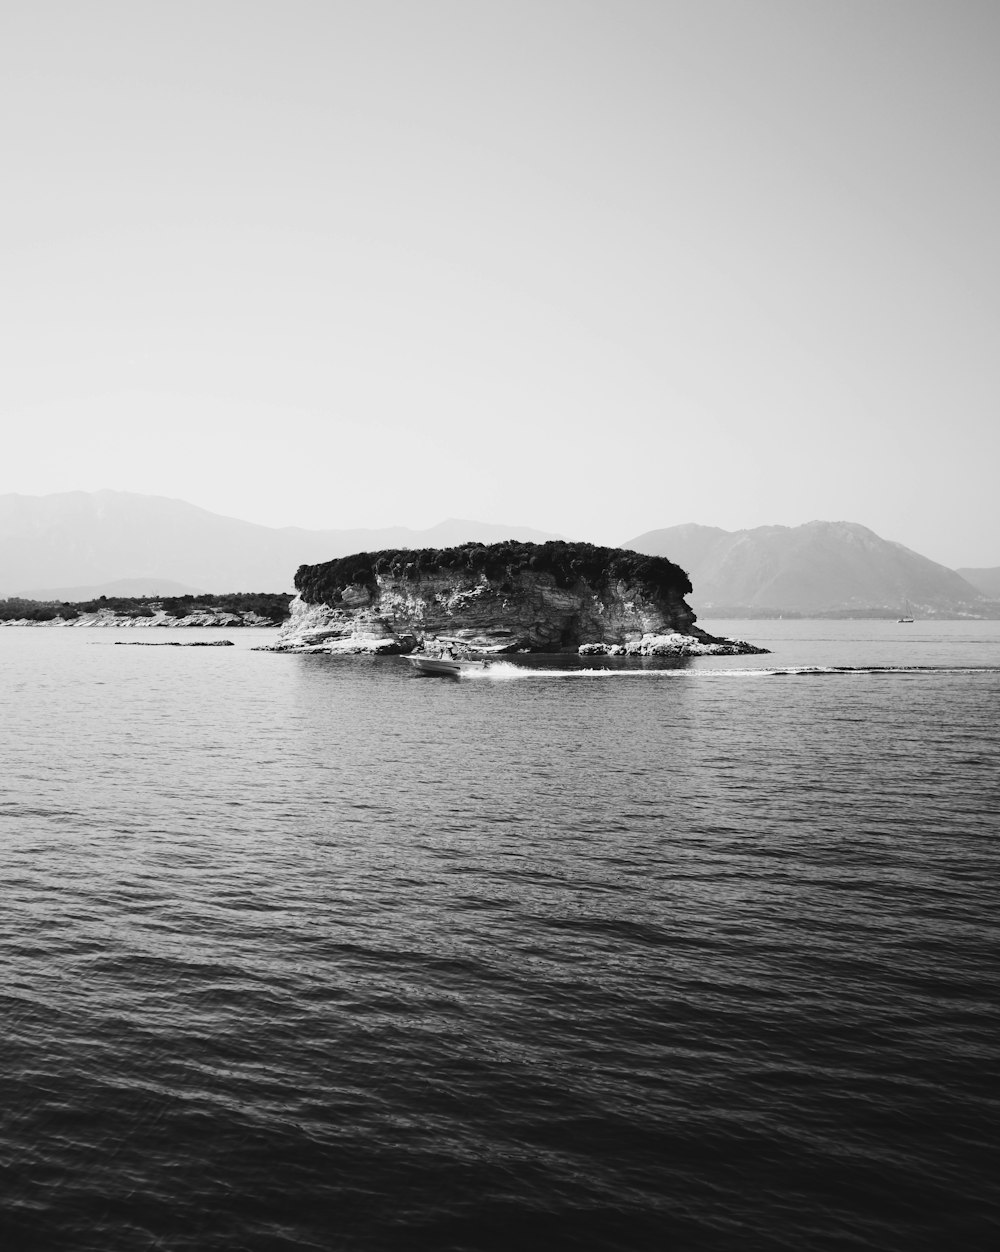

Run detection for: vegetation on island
[[0, 592, 293, 624], [296, 540, 693, 605]]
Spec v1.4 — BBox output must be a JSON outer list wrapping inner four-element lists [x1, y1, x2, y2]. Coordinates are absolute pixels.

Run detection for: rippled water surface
[[2, 622, 998, 1250]]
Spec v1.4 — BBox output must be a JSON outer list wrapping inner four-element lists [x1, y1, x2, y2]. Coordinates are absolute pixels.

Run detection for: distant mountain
[[956, 567, 1000, 598], [19, 577, 207, 601], [0, 492, 564, 596], [623, 521, 991, 616]]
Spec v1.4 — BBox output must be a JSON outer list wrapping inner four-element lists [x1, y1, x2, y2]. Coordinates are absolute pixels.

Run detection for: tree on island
[[295, 540, 692, 605]]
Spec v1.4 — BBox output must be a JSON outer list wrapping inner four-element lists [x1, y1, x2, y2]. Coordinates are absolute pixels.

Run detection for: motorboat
[[404, 651, 490, 677], [406, 654, 463, 676]]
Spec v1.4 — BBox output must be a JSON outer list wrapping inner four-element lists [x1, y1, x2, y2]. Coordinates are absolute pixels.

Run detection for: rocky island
[[266, 541, 767, 656]]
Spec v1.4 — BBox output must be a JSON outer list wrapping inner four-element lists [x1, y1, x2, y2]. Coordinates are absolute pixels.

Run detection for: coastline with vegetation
[[0, 593, 292, 627]]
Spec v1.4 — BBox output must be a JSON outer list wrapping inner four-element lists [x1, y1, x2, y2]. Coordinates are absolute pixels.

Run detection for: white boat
[[404, 652, 490, 677], [406, 654, 463, 676]]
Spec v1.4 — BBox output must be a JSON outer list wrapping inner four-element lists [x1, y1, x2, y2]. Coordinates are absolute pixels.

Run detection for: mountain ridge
[[624, 521, 993, 617], [3, 493, 996, 616], [0, 491, 564, 595], [956, 567, 1000, 598]]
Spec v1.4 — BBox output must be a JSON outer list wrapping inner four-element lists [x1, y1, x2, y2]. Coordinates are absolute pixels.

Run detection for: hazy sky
[[2, 1, 998, 565]]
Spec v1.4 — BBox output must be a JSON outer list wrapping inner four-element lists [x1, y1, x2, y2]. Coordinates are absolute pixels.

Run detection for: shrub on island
[[295, 540, 693, 607]]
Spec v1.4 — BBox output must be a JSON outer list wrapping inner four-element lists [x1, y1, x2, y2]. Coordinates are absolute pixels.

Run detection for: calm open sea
[[2, 620, 998, 1251]]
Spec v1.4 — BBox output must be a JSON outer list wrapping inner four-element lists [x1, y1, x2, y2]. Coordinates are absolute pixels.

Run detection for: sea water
[[1, 621, 998, 1251]]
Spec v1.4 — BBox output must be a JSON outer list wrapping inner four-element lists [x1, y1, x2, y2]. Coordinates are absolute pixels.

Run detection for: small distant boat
[[896, 616, 914, 623], [897, 601, 915, 623]]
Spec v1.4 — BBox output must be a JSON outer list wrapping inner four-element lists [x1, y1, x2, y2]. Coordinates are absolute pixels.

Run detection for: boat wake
[[464, 663, 1000, 680]]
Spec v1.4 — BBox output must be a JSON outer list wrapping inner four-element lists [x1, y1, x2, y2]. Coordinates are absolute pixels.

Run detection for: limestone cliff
[[267, 541, 766, 656]]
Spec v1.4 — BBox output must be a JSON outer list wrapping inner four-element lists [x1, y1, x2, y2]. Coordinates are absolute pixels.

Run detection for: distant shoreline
[[0, 592, 291, 628], [0, 612, 282, 628]]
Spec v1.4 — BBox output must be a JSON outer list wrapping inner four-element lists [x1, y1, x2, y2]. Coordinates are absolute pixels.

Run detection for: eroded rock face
[[265, 568, 764, 655]]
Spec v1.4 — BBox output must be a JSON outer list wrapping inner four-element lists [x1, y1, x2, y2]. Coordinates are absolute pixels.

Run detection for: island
[[266, 541, 767, 656]]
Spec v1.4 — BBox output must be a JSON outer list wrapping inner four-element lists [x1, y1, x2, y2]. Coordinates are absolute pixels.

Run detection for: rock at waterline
[[113, 640, 235, 647], [579, 634, 767, 657]]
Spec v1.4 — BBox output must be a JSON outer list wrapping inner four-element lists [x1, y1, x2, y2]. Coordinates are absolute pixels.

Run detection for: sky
[[1, 0, 998, 567]]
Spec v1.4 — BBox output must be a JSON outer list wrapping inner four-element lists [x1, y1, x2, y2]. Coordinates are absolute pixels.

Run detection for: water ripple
[[0, 629, 998, 1250]]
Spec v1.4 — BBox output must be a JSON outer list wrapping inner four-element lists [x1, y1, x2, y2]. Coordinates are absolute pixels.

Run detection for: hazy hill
[[22, 577, 207, 601], [624, 521, 989, 616], [956, 567, 1000, 598], [0, 491, 563, 596]]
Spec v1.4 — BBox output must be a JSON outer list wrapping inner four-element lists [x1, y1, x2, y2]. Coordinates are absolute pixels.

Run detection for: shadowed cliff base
[[267, 541, 767, 656]]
